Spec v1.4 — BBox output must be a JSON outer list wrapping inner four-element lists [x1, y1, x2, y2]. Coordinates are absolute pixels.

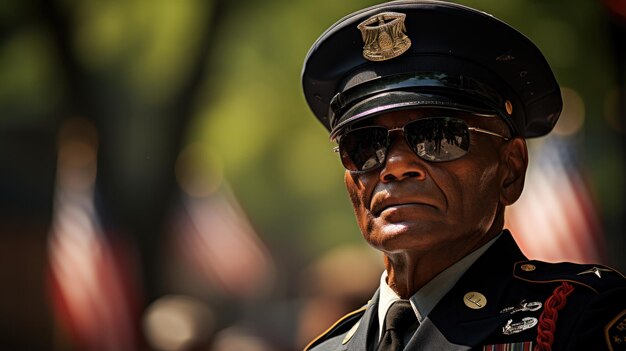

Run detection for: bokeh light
[[1, 0, 625, 350]]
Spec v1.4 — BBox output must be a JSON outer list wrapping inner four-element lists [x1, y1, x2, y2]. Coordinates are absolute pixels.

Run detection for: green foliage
[[185, 0, 623, 260], [1, 0, 623, 263]]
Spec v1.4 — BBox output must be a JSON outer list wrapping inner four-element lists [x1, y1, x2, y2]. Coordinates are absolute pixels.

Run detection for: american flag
[[505, 135, 607, 263], [47, 118, 139, 351], [170, 183, 275, 299]]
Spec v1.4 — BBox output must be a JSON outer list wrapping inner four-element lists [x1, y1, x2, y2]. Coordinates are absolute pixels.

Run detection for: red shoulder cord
[[534, 282, 575, 351]]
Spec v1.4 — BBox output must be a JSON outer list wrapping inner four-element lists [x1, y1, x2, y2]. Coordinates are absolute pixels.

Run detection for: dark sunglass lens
[[405, 118, 470, 162], [339, 127, 388, 171]]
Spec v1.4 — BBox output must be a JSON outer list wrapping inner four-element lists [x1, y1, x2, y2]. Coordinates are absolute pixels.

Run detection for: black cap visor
[[327, 70, 519, 140], [329, 91, 501, 140]]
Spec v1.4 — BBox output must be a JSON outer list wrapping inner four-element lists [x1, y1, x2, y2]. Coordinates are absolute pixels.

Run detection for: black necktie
[[377, 300, 417, 351]]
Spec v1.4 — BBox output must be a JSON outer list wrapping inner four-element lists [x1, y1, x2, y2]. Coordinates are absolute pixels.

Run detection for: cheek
[[466, 163, 502, 227], [445, 160, 501, 215], [344, 171, 376, 242], [344, 173, 364, 209], [343, 171, 376, 230], [465, 146, 502, 197], [478, 163, 500, 194]]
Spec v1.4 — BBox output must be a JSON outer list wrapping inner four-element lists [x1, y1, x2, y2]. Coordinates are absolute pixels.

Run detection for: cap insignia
[[357, 12, 411, 62]]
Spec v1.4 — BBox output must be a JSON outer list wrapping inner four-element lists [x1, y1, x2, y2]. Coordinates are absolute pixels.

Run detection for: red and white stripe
[[172, 185, 275, 299], [505, 137, 606, 263], [47, 122, 138, 351]]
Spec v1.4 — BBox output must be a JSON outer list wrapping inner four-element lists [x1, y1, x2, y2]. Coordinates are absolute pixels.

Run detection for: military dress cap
[[302, 0, 563, 139]]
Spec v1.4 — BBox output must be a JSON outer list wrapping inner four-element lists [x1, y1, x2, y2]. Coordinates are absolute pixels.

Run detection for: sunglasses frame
[[332, 117, 510, 172]]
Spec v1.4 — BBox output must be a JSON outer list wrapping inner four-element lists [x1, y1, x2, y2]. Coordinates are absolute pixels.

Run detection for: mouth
[[369, 185, 441, 217], [371, 201, 435, 216]]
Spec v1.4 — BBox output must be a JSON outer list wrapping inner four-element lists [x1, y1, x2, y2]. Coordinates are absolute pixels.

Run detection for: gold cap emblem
[[358, 12, 411, 61]]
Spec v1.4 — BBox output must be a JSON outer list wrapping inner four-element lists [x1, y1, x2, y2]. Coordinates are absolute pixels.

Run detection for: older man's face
[[343, 108, 514, 255]]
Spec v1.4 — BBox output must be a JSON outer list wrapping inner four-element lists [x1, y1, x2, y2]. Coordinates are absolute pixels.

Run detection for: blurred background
[[1, 0, 625, 350]]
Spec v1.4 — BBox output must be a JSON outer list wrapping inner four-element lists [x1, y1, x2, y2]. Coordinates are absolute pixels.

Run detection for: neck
[[384, 224, 503, 298]]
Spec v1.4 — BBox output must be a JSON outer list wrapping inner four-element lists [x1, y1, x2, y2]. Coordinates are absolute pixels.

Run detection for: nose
[[379, 135, 427, 182]]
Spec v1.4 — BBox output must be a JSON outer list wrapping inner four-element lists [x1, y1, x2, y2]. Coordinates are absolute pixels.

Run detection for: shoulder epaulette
[[513, 260, 626, 294], [303, 305, 367, 351]]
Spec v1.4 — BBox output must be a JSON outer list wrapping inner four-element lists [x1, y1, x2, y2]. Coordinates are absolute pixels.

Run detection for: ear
[[499, 137, 528, 206]]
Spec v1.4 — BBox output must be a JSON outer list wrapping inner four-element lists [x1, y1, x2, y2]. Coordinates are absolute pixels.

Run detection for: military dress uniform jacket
[[305, 231, 626, 351]]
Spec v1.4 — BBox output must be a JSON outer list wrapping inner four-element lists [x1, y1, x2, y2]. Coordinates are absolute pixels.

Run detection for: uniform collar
[[377, 233, 502, 338], [426, 230, 528, 347]]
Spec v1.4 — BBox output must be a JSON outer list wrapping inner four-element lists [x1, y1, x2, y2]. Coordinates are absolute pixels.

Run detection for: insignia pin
[[500, 300, 543, 314], [577, 266, 612, 279], [464, 292, 487, 310], [502, 317, 538, 335], [357, 12, 411, 61]]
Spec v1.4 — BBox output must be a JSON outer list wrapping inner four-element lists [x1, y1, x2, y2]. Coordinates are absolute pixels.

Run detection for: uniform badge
[[500, 300, 542, 315], [357, 12, 411, 61], [502, 317, 538, 335], [605, 308, 626, 351]]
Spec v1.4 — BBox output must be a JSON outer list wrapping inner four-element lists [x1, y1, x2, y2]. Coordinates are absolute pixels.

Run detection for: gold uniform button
[[505, 100, 513, 115], [521, 264, 536, 272]]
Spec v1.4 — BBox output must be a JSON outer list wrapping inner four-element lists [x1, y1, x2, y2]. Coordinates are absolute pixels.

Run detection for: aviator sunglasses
[[334, 117, 510, 172]]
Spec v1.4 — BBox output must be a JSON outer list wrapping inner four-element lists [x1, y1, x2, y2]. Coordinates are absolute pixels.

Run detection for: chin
[[366, 221, 442, 253]]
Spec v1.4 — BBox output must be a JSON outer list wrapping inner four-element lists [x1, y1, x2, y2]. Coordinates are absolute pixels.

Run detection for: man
[[300, 1, 626, 350]]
